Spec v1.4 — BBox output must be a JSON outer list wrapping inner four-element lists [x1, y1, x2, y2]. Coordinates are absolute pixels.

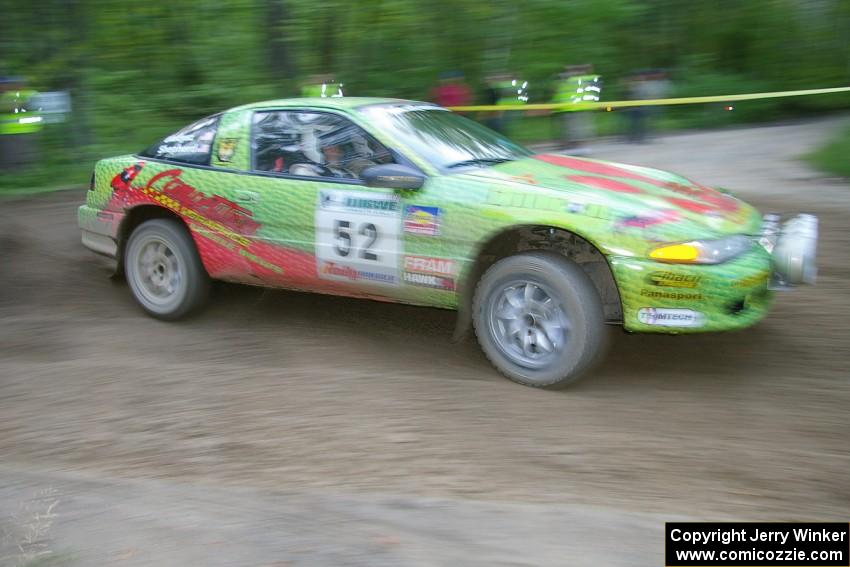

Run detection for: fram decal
[[404, 205, 441, 236], [403, 255, 456, 277], [402, 255, 456, 291]]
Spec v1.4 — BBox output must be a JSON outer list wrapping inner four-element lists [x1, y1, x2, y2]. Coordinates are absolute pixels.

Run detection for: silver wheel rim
[[133, 236, 183, 307], [487, 280, 570, 369]]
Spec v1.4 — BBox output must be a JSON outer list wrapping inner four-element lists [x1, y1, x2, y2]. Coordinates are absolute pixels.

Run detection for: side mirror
[[360, 164, 425, 190]]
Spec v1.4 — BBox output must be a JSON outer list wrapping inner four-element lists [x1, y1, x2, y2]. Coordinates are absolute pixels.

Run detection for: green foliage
[[0, 0, 849, 193], [807, 124, 850, 179]]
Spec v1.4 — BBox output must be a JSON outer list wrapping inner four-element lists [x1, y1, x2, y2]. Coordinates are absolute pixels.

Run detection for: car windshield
[[359, 105, 532, 172]]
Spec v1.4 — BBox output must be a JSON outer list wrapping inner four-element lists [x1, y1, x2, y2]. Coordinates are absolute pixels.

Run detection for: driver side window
[[251, 110, 394, 181]]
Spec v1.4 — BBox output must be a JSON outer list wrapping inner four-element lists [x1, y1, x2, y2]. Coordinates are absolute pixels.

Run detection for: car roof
[[230, 97, 433, 113]]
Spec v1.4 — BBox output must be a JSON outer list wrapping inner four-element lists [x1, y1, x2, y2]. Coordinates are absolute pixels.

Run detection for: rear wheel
[[473, 251, 607, 388], [124, 219, 210, 320]]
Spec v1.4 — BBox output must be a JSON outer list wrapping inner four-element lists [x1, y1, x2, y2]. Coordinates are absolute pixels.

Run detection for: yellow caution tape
[[447, 86, 850, 112]]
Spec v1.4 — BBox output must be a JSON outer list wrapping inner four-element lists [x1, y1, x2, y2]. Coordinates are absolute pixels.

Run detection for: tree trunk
[[266, 0, 295, 84], [63, 0, 94, 152], [319, 7, 336, 73]]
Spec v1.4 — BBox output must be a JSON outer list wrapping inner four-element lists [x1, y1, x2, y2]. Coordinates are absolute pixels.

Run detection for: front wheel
[[124, 218, 210, 320], [473, 251, 607, 388]]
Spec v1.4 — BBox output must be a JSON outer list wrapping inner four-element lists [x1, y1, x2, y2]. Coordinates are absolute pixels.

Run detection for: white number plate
[[315, 190, 401, 285]]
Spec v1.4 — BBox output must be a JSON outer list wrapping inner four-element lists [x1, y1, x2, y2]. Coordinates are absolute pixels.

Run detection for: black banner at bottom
[[666, 523, 849, 566]]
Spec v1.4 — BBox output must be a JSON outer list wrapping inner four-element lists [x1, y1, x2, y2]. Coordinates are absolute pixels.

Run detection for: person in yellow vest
[[553, 64, 601, 153], [484, 73, 528, 134], [0, 76, 42, 170]]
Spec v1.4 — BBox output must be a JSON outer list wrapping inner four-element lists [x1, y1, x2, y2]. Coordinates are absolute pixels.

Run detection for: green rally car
[[78, 98, 818, 388]]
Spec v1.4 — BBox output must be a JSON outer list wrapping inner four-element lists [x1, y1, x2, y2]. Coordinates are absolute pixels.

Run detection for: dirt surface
[[2, 118, 849, 565]]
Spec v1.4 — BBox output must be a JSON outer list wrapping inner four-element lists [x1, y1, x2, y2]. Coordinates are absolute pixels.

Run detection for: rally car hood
[[461, 153, 762, 238]]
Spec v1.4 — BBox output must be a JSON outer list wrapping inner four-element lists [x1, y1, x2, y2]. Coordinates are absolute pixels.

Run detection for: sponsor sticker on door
[[402, 255, 456, 291], [637, 307, 705, 328], [646, 271, 701, 289], [403, 205, 441, 236], [315, 190, 401, 285]]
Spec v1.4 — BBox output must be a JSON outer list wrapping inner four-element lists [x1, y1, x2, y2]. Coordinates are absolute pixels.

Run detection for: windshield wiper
[[446, 157, 515, 169]]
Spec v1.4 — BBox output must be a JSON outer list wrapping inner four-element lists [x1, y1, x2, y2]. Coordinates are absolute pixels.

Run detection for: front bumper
[[759, 213, 818, 288], [611, 214, 818, 334]]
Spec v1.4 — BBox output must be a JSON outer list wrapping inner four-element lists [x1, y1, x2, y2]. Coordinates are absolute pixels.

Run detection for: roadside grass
[[0, 112, 180, 198], [806, 124, 850, 178], [0, 488, 72, 567], [0, 163, 91, 198]]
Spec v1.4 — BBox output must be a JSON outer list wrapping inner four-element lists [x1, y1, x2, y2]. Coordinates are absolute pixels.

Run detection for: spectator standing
[[625, 69, 670, 143], [482, 73, 507, 133], [0, 76, 42, 171], [625, 70, 650, 143], [430, 71, 471, 108], [553, 64, 601, 153]]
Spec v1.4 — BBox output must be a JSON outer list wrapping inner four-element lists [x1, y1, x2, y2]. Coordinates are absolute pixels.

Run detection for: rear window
[[139, 115, 220, 165]]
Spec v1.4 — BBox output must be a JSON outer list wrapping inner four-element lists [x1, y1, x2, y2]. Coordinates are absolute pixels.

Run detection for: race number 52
[[316, 190, 401, 284], [333, 220, 378, 261]]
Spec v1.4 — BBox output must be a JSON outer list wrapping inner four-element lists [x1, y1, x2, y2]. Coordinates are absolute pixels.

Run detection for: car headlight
[[648, 235, 752, 264]]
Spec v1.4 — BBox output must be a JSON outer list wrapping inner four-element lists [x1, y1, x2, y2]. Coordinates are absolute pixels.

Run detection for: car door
[[243, 109, 407, 299]]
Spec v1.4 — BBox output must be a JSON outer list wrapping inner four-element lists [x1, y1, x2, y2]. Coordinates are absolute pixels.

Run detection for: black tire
[[124, 218, 210, 320], [473, 251, 607, 388]]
